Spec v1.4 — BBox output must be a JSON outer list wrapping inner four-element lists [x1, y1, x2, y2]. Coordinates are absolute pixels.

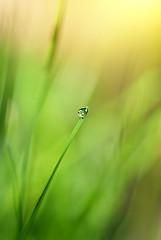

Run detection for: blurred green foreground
[[1, 0, 161, 239]]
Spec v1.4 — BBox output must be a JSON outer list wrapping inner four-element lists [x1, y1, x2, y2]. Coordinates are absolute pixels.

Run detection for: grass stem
[[19, 0, 67, 224], [17, 117, 85, 240]]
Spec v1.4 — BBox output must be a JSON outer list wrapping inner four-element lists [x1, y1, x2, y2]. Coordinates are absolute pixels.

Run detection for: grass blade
[[17, 115, 86, 240], [46, 0, 67, 71], [19, 0, 67, 223]]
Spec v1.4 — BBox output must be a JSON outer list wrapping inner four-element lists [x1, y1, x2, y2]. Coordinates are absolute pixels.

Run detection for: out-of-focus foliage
[[1, 0, 161, 239]]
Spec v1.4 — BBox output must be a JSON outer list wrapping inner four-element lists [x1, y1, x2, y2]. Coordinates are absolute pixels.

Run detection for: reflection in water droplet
[[77, 106, 88, 118]]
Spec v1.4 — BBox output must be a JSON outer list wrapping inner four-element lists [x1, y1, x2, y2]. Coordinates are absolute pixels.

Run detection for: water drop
[[77, 106, 88, 118]]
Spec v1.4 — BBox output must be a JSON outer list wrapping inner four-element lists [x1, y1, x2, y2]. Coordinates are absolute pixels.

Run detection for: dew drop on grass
[[77, 106, 88, 118]]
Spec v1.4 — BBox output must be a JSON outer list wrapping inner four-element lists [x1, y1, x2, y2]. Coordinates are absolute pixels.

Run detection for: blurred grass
[[1, 0, 161, 240]]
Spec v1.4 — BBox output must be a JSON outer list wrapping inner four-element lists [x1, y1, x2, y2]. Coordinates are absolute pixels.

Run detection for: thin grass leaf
[[46, 0, 67, 71], [17, 115, 87, 240], [19, 0, 67, 225]]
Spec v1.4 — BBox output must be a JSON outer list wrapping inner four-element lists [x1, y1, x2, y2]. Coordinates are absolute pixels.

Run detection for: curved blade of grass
[[21, 0, 67, 177], [17, 117, 85, 240], [20, 0, 67, 222], [46, 0, 67, 71]]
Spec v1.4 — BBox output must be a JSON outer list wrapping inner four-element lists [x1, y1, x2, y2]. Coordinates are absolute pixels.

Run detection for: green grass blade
[[46, 0, 67, 71], [19, 0, 67, 223], [17, 117, 85, 240]]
